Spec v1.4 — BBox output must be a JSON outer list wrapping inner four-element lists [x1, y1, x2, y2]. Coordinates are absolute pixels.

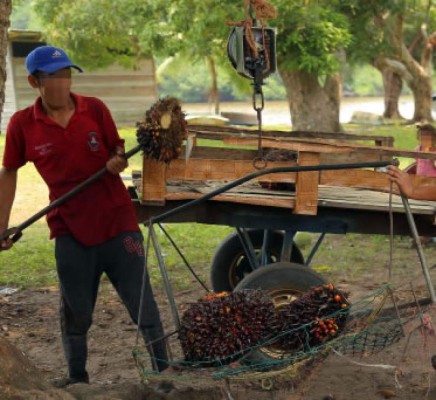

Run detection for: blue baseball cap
[[25, 46, 83, 75]]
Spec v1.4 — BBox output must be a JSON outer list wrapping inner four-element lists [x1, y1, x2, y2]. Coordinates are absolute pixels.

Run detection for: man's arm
[[387, 166, 436, 201], [0, 167, 18, 250], [407, 185, 436, 201]]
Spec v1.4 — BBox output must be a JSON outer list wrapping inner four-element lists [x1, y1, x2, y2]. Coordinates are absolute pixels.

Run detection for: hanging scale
[[227, 0, 277, 168]]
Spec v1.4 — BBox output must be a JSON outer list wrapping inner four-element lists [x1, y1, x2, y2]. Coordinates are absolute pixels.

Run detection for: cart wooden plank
[[188, 124, 395, 147], [223, 136, 436, 160], [294, 151, 320, 215], [138, 177, 435, 217]]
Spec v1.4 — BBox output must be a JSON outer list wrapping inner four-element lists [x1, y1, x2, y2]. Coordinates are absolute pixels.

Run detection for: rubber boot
[[142, 327, 169, 372], [62, 334, 89, 382], [142, 327, 175, 394]]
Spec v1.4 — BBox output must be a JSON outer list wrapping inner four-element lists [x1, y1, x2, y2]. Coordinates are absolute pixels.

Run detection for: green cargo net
[[133, 285, 423, 385]]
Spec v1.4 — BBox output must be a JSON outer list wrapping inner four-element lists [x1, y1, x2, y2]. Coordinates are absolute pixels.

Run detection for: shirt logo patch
[[87, 131, 100, 151], [35, 143, 53, 156], [123, 236, 144, 257]]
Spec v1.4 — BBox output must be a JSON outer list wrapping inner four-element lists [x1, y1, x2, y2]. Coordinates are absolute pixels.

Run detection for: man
[[0, 46, 169, 388], [388, 165, 436, 201]]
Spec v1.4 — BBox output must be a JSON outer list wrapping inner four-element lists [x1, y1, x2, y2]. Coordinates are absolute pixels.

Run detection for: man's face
[[31, 68, 72, 108]]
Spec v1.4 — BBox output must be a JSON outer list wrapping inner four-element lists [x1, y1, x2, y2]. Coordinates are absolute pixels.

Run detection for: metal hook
[[253, 157, 267, 170]]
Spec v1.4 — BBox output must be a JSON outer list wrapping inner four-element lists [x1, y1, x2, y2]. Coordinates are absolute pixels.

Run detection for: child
[[413, 123, 436, 244], [415, 123, 436, 177]]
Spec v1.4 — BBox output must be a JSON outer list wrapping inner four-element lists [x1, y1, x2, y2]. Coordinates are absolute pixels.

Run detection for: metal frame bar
[[260, 229, 272, 266], [236, 227, 260, 270], [400, 195, 436, 303], [280, 230, 296, 262], [149, 223, 181, 329], [305, 233, 326, 266]]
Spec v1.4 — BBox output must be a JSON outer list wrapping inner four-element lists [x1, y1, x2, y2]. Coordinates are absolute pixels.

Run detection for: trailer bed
[[133, 126, 436, 237], [133, 182, 435, 236]]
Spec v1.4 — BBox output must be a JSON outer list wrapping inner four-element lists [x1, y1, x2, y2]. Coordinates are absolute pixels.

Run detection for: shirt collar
[[33, 92, 87, 121]]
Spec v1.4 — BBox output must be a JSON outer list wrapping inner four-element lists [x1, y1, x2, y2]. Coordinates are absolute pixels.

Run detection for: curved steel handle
[[0, 227, 22, 243]]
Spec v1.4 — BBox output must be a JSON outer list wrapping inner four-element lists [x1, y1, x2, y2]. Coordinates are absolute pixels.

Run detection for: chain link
[[252, 65, 266, 170]]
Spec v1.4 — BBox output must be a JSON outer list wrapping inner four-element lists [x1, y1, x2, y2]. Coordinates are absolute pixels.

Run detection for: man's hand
[[0, 229, 13, 252], [387, 165, 414, 198], [106, 149, 128, 175]]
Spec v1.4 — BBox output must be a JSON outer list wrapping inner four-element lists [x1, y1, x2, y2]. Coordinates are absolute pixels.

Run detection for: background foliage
[[10, 0, 436, 102]]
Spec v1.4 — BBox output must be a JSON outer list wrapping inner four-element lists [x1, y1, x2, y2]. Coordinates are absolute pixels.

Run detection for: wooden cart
[[132, 126, 436, 314]]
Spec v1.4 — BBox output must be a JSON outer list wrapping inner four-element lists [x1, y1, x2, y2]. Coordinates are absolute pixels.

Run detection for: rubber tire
[[234, 262, 326, 366], [234, 261, 325, 295], [210, 230, 305, 292]]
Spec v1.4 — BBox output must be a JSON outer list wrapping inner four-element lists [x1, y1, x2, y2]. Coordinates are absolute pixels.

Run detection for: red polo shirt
[[3, 93, 140, 246]]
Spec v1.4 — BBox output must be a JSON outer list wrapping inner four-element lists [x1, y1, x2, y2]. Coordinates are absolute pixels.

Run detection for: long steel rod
[[149, 224, 181, 330], [400, 194, 436, 304], [236, 227, 260, 270], [305, 232, 326, 266], [1, 144, 143, 242]]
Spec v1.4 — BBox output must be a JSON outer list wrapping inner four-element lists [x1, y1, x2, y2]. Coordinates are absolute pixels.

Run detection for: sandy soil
[[1, 236, 436, 400]]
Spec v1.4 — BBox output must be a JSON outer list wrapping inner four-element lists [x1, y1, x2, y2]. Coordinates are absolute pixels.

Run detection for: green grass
[[0, 223, 57, 287], [0, 122, 424, 290], [344, 122, 419, 167], [144, 223, 233, 291]]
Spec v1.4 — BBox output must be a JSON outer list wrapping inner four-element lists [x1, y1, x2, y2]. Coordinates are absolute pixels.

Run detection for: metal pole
[[260, 229, 272, 266], [280, 230, 296, 263], [149, 223, 181, 329], [305, 232, 326, 266], [400, 195, 436, 304], [236, 227, 260, 270], [1, 144, 143, 242]]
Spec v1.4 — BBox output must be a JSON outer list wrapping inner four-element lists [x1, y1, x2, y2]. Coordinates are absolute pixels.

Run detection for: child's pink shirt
[[415, 145, 436, 177]]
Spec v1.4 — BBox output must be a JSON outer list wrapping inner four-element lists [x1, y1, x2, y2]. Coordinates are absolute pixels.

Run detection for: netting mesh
[[133, 285, 425, 385]]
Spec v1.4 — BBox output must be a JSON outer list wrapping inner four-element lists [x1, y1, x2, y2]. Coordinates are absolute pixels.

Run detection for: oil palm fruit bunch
[[275, 283, 350, 352], [136, 96, 188, 163], [179, 290, 278, 365]]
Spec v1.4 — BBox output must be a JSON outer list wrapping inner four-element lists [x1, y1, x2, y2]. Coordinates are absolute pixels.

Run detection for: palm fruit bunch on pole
[[179, 290, 278, 365], [275, 283, 350, 352], [136, 96, 188, 163]]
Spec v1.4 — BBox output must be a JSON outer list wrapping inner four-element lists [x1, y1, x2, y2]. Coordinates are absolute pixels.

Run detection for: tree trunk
[[206, 55, 219, 115], [388, 15, 434, 123], [410, 73, 433, 122], [382, 70, 403, 119], [279, 69, 342, 132], [0, 0, 12, 134], [373, 56, 403, 119]]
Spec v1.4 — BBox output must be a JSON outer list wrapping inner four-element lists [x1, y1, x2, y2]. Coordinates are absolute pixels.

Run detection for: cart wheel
[[210, 230, 304, 292], [234, 262, 326, 366], [234, 261, 325, 301]]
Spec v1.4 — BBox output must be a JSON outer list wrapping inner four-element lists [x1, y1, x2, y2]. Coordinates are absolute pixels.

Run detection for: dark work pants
[[55, 231, 168, 380]]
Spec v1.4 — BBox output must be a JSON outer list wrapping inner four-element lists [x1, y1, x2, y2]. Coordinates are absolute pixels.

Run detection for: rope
[[227, 0, 277, 70], [331, 347, 403, 389], [387, 181, 394, 281], [248, 0, 277, 20]]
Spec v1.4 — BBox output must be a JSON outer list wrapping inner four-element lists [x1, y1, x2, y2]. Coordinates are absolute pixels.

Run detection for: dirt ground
[[1, 238, 436, 400]]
